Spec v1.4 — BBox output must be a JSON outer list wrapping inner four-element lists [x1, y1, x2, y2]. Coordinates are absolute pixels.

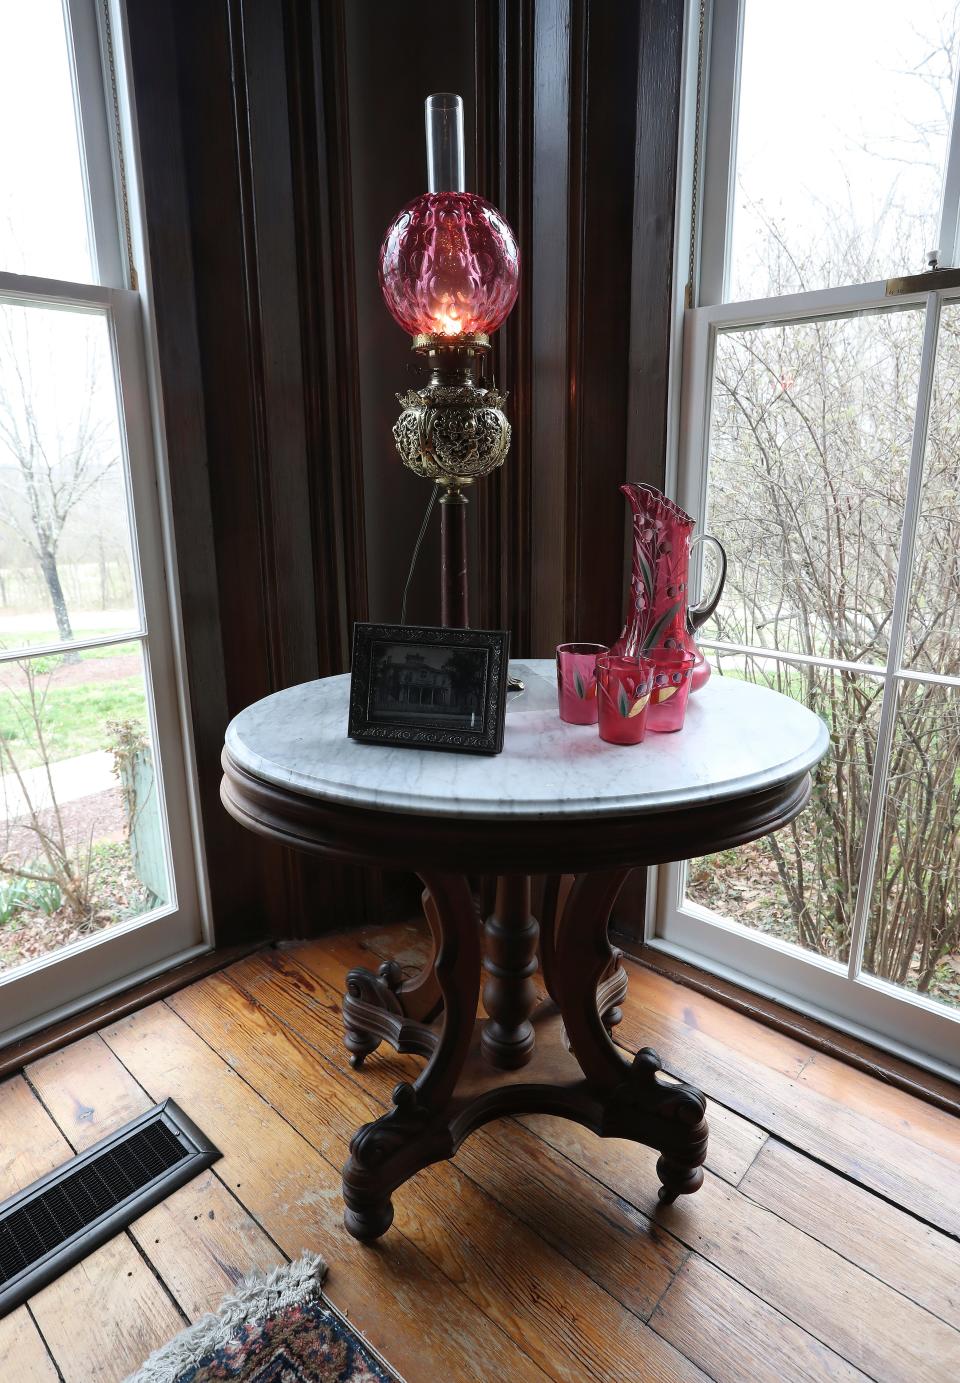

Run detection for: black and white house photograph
[[370, 642, 487, 729]]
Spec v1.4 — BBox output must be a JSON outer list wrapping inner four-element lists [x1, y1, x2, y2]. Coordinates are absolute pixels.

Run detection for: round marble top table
[[221, 660, 828, 1242]]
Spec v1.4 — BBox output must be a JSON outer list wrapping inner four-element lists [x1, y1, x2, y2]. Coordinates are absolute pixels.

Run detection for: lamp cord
[[400, 485, 438, 625]]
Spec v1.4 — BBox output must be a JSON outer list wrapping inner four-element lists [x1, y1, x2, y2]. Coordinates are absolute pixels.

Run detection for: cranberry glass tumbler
[[646, 648, 696, 733], [556, 643, 607, 724], [596, 655, 653, 746]]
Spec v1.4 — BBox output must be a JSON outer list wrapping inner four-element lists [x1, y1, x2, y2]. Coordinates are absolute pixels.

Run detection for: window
[[656, 0, 960, 1076], [0, 0, 205, 1040]]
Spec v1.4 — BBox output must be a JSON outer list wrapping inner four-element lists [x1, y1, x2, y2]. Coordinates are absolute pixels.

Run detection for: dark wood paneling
[[288, 0, 369, 670], [474, 0, 534, 648], [530, 0, 574, 654], [569, 0, 645, 646], [628, 0, 685, 491]]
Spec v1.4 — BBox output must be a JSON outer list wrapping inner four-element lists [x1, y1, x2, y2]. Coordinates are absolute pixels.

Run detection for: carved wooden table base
[[340, 870, 708, 1242]]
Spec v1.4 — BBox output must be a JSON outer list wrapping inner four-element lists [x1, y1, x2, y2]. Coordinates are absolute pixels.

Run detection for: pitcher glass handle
[[687, 534, 727, 632]]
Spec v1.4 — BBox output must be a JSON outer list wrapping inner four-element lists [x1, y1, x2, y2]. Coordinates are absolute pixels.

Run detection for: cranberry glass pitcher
[[613, 484, 727, 692]]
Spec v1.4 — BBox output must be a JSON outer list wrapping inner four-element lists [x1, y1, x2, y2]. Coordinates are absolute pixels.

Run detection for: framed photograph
[[349, 623, 510, 755]]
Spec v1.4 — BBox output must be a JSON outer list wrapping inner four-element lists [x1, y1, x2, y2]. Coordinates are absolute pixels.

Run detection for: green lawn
[[0, 677, 147, 769]]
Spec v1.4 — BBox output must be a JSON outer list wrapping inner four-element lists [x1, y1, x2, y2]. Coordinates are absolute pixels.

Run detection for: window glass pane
[[0, 644, 172, 977], [729, 1, 959, 300], [702, 310, 924, 665], [0, 300, 139, 654], [863, 679, 960, 1009], [685, 653, 884, 964], [903, 302, 960, 676], [0, 0, 94, 281]]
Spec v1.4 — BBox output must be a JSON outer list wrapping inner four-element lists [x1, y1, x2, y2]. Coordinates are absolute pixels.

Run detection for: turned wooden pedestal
[[220, 660, 828, 1245], [340, 870, 706, 1241]]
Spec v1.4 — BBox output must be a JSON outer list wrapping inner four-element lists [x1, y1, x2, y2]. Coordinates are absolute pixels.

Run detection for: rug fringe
[[124, 1251, 328, 1383]]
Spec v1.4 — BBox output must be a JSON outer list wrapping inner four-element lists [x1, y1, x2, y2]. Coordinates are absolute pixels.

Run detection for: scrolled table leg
[[343, 959, 438, 1068], [341, 871, 480, 1242], [341, 886, 448, 1066], [597, 946, 628, 1032], [553, 870, 708, 1205]]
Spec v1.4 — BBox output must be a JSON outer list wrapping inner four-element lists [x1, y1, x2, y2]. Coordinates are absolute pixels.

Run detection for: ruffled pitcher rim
[[620, 482, 695, 531]]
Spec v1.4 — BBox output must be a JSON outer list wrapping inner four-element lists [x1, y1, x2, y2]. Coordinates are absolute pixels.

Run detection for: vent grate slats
[[0, 1099, 219, 1314]]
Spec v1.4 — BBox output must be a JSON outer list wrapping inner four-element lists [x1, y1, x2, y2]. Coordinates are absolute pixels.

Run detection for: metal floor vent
[[0, 1098, 219, 1314]]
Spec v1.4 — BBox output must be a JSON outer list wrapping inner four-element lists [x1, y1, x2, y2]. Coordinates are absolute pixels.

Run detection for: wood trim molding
[[474, 0, 534, 651], [288, 0, 370, 668], [0, 945, 266, 1081], [617, 940, 960, 1117]]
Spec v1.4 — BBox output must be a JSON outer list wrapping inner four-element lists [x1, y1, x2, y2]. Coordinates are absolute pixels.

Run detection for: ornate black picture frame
[[349, 623, 510, 755]]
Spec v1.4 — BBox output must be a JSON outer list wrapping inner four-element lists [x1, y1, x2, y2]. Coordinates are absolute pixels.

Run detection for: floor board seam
[[26, 1301, 66, 1383], [733, 1130, 769, 1187], [732, 1136, 960, 1329], [124, 1225, 192, 1328], [645, 1253, 887, 1383], [743, 1131, 960, 1248]]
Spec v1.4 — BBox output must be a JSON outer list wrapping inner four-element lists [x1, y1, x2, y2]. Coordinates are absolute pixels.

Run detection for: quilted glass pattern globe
[[379, 191, 519, 339]]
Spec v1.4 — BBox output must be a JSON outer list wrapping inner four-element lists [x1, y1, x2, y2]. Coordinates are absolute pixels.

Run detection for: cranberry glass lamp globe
[[378, 190, 520, 341]]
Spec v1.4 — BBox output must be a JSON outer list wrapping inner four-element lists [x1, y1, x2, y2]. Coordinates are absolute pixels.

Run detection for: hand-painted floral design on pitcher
[[613, 485, 727, 693]]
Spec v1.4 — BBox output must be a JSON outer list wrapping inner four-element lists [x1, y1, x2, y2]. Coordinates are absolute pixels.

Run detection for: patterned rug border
[[124, 1251, 396, 1383]]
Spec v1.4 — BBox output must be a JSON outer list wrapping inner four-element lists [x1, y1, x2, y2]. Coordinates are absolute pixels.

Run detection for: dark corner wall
[[126, 0, 685, 946]]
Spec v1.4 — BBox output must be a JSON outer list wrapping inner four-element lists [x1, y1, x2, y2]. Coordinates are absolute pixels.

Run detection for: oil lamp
[[379, 93, 520, 626]]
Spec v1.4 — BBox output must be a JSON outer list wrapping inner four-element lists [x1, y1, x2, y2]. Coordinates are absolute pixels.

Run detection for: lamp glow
[[378, 191, 519, 343]]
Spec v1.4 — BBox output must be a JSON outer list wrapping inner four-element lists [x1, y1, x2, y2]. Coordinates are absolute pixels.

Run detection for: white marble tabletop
[[224, 659, 829, 821]]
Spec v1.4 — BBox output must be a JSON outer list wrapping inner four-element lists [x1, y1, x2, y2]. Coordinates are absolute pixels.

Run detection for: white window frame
[[648, 0, 960, 1081], [0, 0, 210, 1043]]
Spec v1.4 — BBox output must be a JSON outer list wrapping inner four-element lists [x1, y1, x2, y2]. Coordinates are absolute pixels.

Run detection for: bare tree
[[0, 307, 117, 643], [0, 659, 95, 923]]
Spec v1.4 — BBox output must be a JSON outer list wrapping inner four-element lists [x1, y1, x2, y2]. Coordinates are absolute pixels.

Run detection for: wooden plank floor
[[1, 923, 958, 1382]]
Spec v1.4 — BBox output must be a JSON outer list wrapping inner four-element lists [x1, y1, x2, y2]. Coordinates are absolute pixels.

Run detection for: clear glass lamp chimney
[[425, 93, 465, 194]]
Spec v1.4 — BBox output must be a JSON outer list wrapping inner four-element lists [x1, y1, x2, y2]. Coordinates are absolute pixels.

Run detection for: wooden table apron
[[220, 738, 814, 1243]]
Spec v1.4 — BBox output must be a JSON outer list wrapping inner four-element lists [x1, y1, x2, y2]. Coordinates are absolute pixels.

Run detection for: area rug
[[126, 1252, 397, 1383]]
